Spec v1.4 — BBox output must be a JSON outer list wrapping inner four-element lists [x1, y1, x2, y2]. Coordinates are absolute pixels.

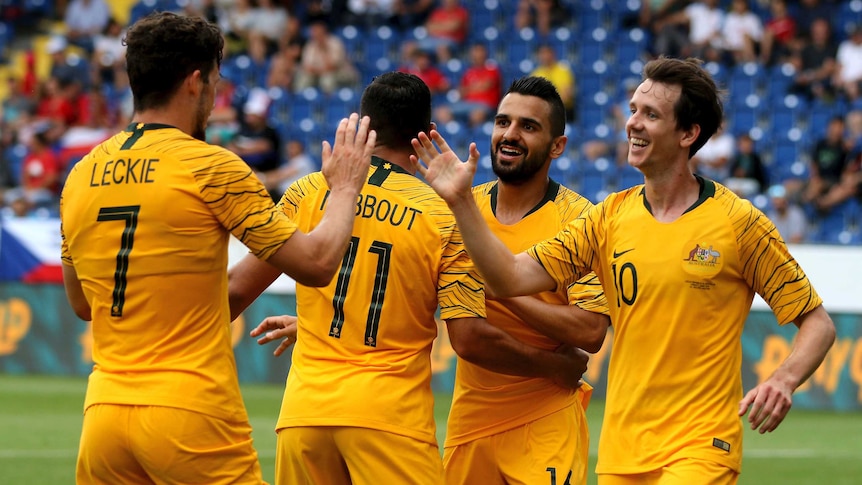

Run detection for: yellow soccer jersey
[[275, 156, 486, 446], [528, 177, 822, 474], [60, 123, 297, 422], [445, 180, 608, 447]]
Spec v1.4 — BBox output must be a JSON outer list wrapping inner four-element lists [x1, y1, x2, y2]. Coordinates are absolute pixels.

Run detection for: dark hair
[[124, 12, 224, 112], [360, 71, 431, 149], [642, 57, 724, 158], [504, 76, 567, 137]]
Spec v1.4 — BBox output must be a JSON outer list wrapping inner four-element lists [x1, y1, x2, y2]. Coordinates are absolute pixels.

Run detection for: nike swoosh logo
[[613, 248, 634, 258]]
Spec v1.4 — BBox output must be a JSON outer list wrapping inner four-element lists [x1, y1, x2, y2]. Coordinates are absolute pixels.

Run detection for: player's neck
[[643, 169, 701, 223], [494, 175, 550, 225], [373, 147, 417, 174], [133, 108, 191, 135]]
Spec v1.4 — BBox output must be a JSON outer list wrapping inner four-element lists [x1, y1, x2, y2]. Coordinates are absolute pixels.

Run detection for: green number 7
[[97, 205, 140, 317]]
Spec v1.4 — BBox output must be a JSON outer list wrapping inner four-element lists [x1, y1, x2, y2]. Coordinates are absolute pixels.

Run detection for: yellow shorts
[[442, 401, 589, 485], [76, 403, 265, 485], [275, 426, 444, 485], [598, 458, 739, 485]]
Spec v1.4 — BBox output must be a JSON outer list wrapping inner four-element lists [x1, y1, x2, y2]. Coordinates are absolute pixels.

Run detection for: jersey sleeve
[[438, 222, 486, 321], [59, 191, 72, 266], [528, 205, 601, 291], [568, 273, 609, 315], [735, 204, 822, 325], [278, 172, 325, 220], [193, 152, 298, 261]]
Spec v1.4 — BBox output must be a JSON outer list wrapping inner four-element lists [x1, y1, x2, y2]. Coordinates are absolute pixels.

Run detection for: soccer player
[[414, 57, 837, 484], [227, 71, 588, 485], [441, 76, 610, 485], [60, 12, 375, 484]]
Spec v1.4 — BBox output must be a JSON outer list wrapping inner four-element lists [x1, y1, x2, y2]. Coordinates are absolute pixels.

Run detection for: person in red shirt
[[435, 43, 502, 127], [398, 47, 450, 97], [4, 127, 61, 215], [760, 0, 797, 66], [416, 0, 469, 62]]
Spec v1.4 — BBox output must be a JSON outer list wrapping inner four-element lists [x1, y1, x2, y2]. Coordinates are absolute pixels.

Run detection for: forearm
[[448, 317, 565, 379], [773, 306, 836, 390], [228, 254, 281, 320], [299, 189, 359, 278], [498, 296, 608, 352]]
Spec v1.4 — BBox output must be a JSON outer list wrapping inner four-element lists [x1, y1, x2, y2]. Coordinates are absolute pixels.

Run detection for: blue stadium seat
[[617, 163, 643, 190], [549, 156, 576, 186], [505, 39, 534, 64], [769, 94, 809, 135]]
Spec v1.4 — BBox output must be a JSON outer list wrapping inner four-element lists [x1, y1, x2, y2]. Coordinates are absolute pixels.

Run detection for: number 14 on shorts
[[547, 467, 572, 485]]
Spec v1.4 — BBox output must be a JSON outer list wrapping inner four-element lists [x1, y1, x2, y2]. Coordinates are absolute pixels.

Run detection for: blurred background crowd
[[0, 0, 861, 244]]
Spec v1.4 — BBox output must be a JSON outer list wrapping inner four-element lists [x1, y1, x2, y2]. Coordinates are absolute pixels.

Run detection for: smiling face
[[490, 92, 564, 184], [625, 79, 697, 174]]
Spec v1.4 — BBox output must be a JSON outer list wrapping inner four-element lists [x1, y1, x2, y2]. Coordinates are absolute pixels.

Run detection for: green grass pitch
[[1, 374, 860, 484]]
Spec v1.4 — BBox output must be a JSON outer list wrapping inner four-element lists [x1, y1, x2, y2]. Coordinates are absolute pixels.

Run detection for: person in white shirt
[[834, 26, 862, 102], [720, 0, 763, 64]]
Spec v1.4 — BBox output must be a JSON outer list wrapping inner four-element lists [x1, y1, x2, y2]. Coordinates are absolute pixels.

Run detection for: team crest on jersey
[[681, 241, 723, 277]]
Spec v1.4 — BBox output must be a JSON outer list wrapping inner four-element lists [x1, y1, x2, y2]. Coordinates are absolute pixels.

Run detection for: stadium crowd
[[0, 0, 861, 244]]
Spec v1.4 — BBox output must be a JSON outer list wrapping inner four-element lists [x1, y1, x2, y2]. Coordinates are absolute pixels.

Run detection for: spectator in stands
[[789, 17, 837, 101], [224, 0, 257, 53], [4, 125, 61, 215], [293, 20, 358, 94], [514, 0, 568, 38], [2, 76, 36, 129], [789, 0, 835, 44], [813, 151, 862, 213], [266, 16, 303, 90], [690, 120, 734, 183], [228, 88, 282, 200], [63, 0, 110, 54], [811, 111, 862, 212], [638, 0, 690, 58], [845, 109, 862, 158], [415, 0, 469, 63], [529, 44, 574, 121], [47, 36, 90, 89], [649, 0, 723, 62], [725, 132, 768, 198], [269, 139, 316, 196], [719, 0, 763, 66], [35, 76, 79, 131], [398, 45, 449, 97], [759, 0, 797, 67], [91, 18, 126, 88], [393, 0, 435, 31], [803, 115, 850, 211], [250, 0, 289, 47], [833, 25, 862, 103], [766, 184, 808, 244], [433, 43, 501, 128], [206, 76, 240, 146]]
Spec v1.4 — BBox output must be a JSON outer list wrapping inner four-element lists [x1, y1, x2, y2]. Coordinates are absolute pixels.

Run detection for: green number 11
[[329, 236, 392, 347]]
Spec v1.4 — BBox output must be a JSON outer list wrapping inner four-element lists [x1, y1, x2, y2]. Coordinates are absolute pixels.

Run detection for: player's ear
[[550, 135, 567, 159]]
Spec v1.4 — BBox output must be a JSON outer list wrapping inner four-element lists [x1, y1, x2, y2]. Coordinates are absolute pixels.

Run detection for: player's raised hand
[[321, 113, 376, 195], [250, 315, 298, 357], [412, 130, 479, 205]]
